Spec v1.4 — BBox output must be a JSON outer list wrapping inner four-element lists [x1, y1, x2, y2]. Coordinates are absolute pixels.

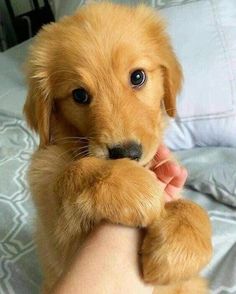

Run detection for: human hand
[[150, 145, 188, 202]]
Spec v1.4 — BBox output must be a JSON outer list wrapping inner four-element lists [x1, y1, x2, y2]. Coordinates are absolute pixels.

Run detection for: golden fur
[[24, 2, 212, 293]]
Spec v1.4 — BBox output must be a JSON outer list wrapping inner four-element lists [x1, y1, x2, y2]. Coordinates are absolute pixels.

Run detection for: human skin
[[52, 145, 188, 294], [151, 144, 188, 202], [52, 223, 152, 294]]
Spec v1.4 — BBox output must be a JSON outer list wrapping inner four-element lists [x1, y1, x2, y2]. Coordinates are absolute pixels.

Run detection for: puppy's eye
[[130, 69, 146, 88], [72, 88, 91, 104]]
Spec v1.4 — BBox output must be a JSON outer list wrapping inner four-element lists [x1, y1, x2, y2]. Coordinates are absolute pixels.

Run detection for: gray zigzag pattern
[[0, 114, 41, 294]]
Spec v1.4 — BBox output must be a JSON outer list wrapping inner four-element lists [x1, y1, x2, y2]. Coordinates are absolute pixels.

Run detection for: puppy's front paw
[[94, 159, 165, 227], [141, 200, 212, 285], [141, 228, 179, 285], [59, 157, 164, 228]]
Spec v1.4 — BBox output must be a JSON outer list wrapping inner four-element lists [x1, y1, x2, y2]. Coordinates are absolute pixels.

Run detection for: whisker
[[51, 136, 90, 144], [71, 146, 88, 156], [72, 150, 90, 161], [57, 147, 77, 160], [54, 144, 90, 162], [57, 147, 88, 160], [52, 140, 89, 146]]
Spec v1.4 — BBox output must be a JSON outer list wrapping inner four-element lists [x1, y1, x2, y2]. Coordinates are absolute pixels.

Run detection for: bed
[[0, 1, 236, 293]]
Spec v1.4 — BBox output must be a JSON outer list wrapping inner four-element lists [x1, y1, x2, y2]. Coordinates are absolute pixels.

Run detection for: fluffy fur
[[24, 2, 212, 293]]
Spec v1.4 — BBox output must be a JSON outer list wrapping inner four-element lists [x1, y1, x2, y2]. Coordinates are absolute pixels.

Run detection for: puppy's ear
[[142, 6, 183, 117], [160, 47, 183, 117], [23, 25, 53, 147], [24, 85, 52, 147]]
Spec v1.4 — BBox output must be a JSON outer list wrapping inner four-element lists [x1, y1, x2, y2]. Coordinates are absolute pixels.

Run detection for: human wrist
[[85, 222, 142, 259]]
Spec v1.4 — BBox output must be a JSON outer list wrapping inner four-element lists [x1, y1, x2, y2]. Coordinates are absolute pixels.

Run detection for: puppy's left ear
[[143, 6, 183, 117], [160, 45, 183, 117]]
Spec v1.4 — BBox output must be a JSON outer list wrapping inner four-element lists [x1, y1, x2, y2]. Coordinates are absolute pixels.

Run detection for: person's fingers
[[164, 168, 188, 202], [151, 149, 188, 203], [153, 161, 181, 185], [153, 144, 170, 164], [168, 167, 188, 188]]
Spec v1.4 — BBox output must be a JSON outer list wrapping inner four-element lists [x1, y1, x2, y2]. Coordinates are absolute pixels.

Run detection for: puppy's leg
[[29, 146, 164, 288], [55, 156, 164, 234], [141, 199, 212, 285], [153, 276, 209, 294]]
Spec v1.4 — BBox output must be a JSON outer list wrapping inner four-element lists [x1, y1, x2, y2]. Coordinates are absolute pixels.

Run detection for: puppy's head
[[24, 2, 182, 165]]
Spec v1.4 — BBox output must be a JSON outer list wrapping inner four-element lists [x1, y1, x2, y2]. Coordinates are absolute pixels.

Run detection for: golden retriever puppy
[[24, 2, 212, 293]]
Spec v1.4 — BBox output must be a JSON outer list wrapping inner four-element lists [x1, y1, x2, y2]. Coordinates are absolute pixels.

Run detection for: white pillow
[[159, 0, 236, 149]]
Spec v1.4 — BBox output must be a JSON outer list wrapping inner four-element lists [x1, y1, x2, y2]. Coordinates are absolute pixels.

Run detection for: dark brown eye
[[72, 88, 91, 104], [130, 69, 146, 88]]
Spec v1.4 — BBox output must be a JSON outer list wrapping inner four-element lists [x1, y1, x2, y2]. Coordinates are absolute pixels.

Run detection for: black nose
[[108, 142, 142, 161]]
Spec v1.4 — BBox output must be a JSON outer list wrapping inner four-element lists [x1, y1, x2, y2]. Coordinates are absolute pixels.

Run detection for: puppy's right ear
[[24, 84, 52, 147], [23, 26, 54, 148]]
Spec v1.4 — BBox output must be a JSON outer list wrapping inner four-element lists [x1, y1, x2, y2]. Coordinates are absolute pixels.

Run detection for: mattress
[[0, 41, 236, 294]]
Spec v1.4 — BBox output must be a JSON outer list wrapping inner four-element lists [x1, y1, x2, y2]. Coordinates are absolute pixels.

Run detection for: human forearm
[[52, 223, 153, 294]]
